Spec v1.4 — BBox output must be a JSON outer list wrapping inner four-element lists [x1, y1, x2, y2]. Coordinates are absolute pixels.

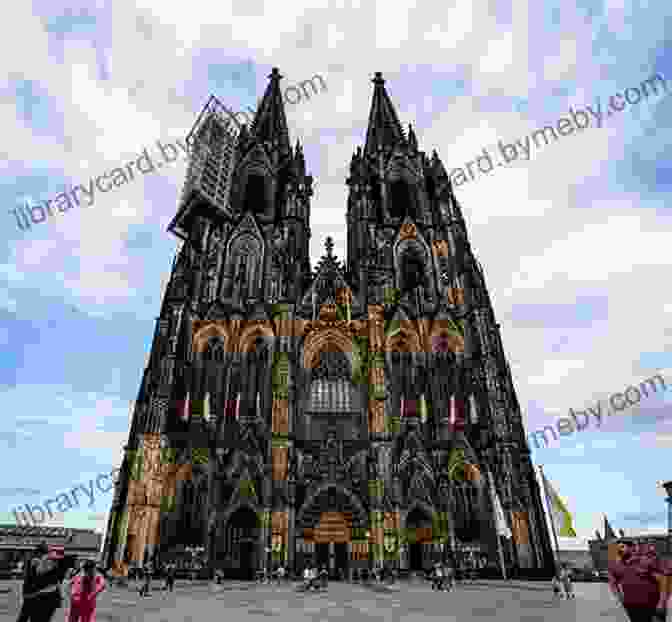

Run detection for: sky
[[0, 0, 671, 552]]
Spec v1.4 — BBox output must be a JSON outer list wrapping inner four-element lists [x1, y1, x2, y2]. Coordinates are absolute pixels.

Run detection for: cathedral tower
[[102, 70, 554, 580]]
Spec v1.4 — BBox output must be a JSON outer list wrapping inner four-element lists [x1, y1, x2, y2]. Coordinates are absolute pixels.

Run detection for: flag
[[203, 392, 211, 423], [540, 471, 577, 537], [178, 392, 190, 422], [487, 470, 512, 538], [419, 395, 428, 424], [448, 396, 466, 432]]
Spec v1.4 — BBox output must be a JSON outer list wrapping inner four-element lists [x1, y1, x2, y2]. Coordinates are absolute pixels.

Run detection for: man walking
[[17, 542, 66, 622], [139, 562, 152, 598], [609, 539, 671, 622]]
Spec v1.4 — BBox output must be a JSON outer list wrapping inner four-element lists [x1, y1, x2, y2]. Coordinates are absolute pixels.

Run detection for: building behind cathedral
[[102, 68, 555, 579]]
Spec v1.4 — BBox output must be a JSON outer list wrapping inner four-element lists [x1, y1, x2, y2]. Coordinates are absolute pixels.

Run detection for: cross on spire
[[325, 236, 334, 257]]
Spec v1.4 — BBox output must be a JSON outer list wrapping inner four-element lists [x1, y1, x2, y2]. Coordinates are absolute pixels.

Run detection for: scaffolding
[[179, 95, 241, 216]]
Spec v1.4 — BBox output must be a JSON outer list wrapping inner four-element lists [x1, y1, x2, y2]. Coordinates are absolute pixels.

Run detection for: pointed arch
[[403, 500, 436, 529], [225, 232, 264, 299], [238, 322, 275, 353], [394, 234, 434, 295], [429, 319, 465, 354], [193, 322, 231, 354], [302, 327, 354, 370], [296, 483, 368, 528], [385, 320, 422, 353]]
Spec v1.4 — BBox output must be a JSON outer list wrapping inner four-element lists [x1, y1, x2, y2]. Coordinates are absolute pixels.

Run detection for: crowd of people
[[15, 536, 672, 622]]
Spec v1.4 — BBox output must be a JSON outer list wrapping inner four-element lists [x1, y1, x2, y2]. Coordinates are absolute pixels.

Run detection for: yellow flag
[[541, 472, 577, 537]]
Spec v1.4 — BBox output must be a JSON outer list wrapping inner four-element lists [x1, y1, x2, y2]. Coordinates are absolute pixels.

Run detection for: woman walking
[[67, 561, 105, 622]]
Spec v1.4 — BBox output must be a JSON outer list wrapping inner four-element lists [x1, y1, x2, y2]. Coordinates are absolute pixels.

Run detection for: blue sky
[[1, 1, 671, 551]]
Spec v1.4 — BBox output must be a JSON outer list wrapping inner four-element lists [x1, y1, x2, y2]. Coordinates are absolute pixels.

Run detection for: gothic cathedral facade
[[102, 69, 555, 579]]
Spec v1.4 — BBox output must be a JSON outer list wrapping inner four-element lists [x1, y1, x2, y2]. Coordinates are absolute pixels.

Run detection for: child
[[68, 560, 105, 622]]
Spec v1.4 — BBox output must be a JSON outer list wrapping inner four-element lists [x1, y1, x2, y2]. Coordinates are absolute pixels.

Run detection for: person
[[609, 538, 671, 622], [16, 542, 67, 622], [319, 565, 328, 590], [551, 574, 563, 599], [444, 563, 455, 592], [302, 565, 311, 591], [432, 563, 443, 590], [67, 560, 105, 622], [276, 565, 285, 586], [559, 564, 575, 599], [139, 562, 152, 597], [164, 564, 175, 592]]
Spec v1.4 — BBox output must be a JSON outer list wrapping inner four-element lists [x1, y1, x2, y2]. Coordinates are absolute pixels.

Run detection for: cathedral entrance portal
[[298, 486, 367, 580], [224, 507, 259, 580], [406, 507, 433, 573]]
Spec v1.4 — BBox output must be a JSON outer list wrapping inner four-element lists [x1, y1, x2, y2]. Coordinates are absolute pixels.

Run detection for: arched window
[[308, 351, 356, 413], [243, 174, 267, 214], [389, 180, 411, 219], [227, 234, 262, 299], [400, 250, 426, 292]]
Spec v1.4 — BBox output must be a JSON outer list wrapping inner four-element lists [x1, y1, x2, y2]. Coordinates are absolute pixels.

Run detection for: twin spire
[[248, 69, 410, 160]]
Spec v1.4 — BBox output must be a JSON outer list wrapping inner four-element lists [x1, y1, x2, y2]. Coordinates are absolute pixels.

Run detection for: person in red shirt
[[608, 539, 671, 622], [68, 560, 105, 622]]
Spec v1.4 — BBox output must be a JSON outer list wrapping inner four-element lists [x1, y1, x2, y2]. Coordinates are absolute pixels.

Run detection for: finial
[[372, 72, 385, 85], [325, 236, 334, 257], [269, 67, 282, 80]]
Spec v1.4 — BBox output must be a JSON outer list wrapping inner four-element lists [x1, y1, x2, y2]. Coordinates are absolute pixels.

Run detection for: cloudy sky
[[0, 0, 671, 551]]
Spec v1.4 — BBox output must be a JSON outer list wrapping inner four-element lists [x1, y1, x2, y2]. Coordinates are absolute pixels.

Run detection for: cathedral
[[102, 69, 555, 579]]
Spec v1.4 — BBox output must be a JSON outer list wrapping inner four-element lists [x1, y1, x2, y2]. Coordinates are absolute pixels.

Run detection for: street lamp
[[660, 481, 672, 555]]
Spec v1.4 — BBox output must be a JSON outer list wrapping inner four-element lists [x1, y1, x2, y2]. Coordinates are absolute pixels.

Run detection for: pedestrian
[[551, 574, 563, 599], [16, 542, 66, 622], [139, 562, 152, 598], [276, 565, 285, 586], [443, 563, 455, 592], [319, 565, 328, 590], [164, 564, 175, 593], [431, 563, 442, 590], [559, 564, 575, 599], [67, 560, 105, 622], [609, 538, 671, 622]]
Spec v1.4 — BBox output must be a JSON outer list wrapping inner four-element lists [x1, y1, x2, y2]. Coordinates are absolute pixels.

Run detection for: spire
[[408, 123, 417, 151], [325, 236, 334, 258], [604, 515, 617, 540], [364, 72, 405, 157], [249, 67, 291, 155]]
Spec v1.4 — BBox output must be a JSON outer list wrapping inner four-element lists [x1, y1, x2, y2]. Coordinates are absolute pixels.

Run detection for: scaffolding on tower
[[168, 95, 241, 240]]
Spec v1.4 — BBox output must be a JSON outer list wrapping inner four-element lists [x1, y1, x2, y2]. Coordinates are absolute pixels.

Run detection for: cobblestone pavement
[[0, 579, 630, 621]]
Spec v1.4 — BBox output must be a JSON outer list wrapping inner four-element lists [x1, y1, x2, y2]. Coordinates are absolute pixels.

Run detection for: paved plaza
[[0, 578, 629, 621]]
